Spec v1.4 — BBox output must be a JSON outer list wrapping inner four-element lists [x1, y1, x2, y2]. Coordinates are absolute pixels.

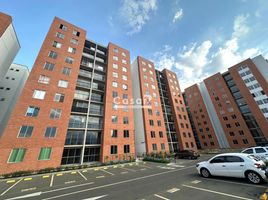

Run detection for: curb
[[260, 189, 268, 200]]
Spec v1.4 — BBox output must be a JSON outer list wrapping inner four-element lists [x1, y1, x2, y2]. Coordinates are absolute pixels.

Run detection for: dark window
[[159, 131, 163, 138], [149, 120, 154, 126], [148, 109, 153, 115], [44, 127, 57, 138], [225, 156, 244, 162], [242, 149, 253, 154], [124, 145, 130, 153], [26, 106, 40, 117], [123, 117, 129, 124], [110, 145, 117, 154], [255, 148, 266, 153], [18, 126, 33, 138], [111, 130, 118, 138], [210, 156, 225, 163], [157, 120, 161, 126], [124, 130, 129, 138]]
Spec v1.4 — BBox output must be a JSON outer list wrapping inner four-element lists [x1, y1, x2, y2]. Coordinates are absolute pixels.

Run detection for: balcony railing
[[68, 122, 86, 128], [79, 70, 92, 78], [87, 123, 103, 129]]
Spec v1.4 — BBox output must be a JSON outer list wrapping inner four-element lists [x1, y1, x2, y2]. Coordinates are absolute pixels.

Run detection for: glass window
[[26, 106, 40, 117], [124, 130, 129, 138], [113, 63, 118, 69], [113, 72, 118, 78], [18, 126, 33, 137], [122, 59, 127, 64], [151, 131, 156, 138], [161, 143, 165, 150], [122, 75, 127, 81], [56, 32, 64, 39], [210, 156, 225, 163], [70, 38, 78, 45], [123, 117, 129, 124], [59, 24, 67, 31], [159, 131, 163, 138], [44, 62, 55, 71], [38, 75, 50, 84], [111, 145, 117, 154], [58, 80, 68, 88], [122, 67, 127, 72], [122, 84, 128, 90], [152, 144, 157, 151], [112, 115, 118, 123], [65, 57, 74, 64], [242, 149, 253, 154], [62, 67, 71, 76], [33, 90, 46, 100], [113, 56, 118, 61], [68, 47, 76, 54], [48, 51, 57, 59], [54, 93, 65, 102], [112, 91, 118, 98], [38, 147, 52, 160], [8, 148, 26, 163], [255, 148, 266, 153], [111, 130, 118, 138], [112, 82, 118, 88], [73, 30, 80, 37], [225, 156, 244, 162], [49, 109, 62, 119], [52, 41, 62, 48], [124, 145, 130, 153], [44, 127, 57, 138]]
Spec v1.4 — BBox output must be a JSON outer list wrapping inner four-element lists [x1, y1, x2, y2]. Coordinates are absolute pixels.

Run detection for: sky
[[1, 0, 268, 90]]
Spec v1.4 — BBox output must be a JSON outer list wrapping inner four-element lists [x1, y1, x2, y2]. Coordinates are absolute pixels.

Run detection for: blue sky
[[1, 0, 268, 90]]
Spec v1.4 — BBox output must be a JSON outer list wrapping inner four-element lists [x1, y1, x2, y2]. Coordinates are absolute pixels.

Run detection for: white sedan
[[196, 153, 267, 184]]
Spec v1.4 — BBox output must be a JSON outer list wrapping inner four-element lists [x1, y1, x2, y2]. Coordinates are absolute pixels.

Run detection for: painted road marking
[[6, 180, 16, 183], [138, 164, 153, 169], [113, 166, 118, 168], [42, 182, 94, 194], [120, 167, 136, 172], [71, 172, 77, 174], [23, 178, 32, 181], [82, 170, 87, 173], [4, 192, 42, 200], [100, 169, 114, 176], [41, 166, 195, 200], [103, 167, 108, 170], [191, 180, 201, 184], [140, 168, 146, 171], [167, 188, 180, 193], [96, 176, 105, 179], [154, 194, 170, 200], [50, 174, 54, 187], [182, 184, 253, 200], [78, 171, 88, 181], [65, 181, 76, 184], [56, 173, 63, 176], [42, 175, 50, 179], [21, 187, 36, 192], [1, 178, 23, 196], [121, 171, 128, 174], [82, 194, 108, 200], [94, 168, 99, 171]]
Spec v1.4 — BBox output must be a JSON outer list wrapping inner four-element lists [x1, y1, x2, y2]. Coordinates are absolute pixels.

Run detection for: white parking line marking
[[154, 194, 170, 200], [204, 178, 266, 188], [191, 180, 201, 184], [120, 167, 136, 172], [138, 164, 153, 169], [1, 178, 22, 196], [78, 171, 88, 181], [42, 182, 94, 194], [140, 168, 146, 171], [121, 171, 128, 174], [50, 174, 54, 187], [4, 191, 42, 200], [96, 176, 105, 179], [21, 187, 36, 192], [182, 184, 253, 200], [42, 166, 195, 200], [167, 188, 180, 193], [65, 181, 76, 184], [82, 194, 108, 200], [100, 169, 115, 176]]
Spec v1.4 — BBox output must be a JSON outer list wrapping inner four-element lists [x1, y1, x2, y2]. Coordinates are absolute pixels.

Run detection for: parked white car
[[196, 153, 267, 184], [241, 146, 268, 161]]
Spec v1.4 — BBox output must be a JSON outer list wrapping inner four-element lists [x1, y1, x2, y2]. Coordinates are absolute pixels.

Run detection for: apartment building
[[0, 12, 20, 80], [184, 55, 268, 149], [131, 56, 197, 155], [156, 69, 197, 152], [132, 56, 169, 155], [0, 63, 29, 136], [0, 17, 135, 175]]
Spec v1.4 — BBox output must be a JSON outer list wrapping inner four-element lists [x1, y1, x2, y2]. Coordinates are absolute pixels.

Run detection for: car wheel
[[246, 171, 262, 184], [200, 168, 211, 178]]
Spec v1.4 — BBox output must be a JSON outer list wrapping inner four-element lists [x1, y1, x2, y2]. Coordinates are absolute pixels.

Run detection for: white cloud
[[232, 14, 250, 38], [173, 8, 183, 23], [119, 0, 157, 35], [152, 14, 261, 91]]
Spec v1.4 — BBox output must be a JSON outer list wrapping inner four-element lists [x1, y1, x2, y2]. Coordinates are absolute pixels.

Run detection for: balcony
[[72, 106, 88, 113], [79, 69, 92, 79], [77, 79, 91, 89], [68, 122, 86, 129], [89, 108, 103, 116], [91, 93, 104, 103], [94, 74, 105, 82]]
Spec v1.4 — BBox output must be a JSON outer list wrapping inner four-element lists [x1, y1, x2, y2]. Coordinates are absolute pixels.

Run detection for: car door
[[208, 156, 228, 176], [255, 147, 267, 159], [224, 156, 245, 178]]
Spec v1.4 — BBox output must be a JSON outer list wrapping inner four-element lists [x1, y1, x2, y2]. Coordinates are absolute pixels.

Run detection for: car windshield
[[248, 155, 261, 162]]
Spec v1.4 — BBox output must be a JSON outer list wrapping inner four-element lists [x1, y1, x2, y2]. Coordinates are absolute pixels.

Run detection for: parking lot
[[0, 154, 266, 200]]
